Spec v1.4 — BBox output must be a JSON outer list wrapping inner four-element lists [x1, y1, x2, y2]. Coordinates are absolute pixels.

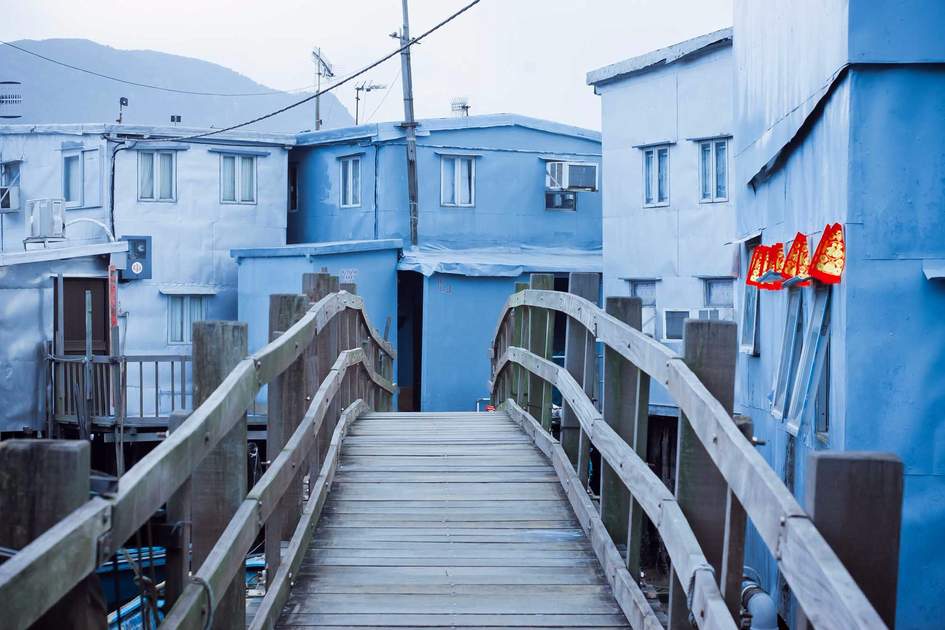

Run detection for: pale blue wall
[[289, 117, 602, 250], [419, 272, 527, 412], [233, 242, 400, 407], [734, 2, 945, 627]]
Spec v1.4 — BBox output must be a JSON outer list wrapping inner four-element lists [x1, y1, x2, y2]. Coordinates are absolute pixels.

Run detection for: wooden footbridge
[[0, 274, 897, 629]]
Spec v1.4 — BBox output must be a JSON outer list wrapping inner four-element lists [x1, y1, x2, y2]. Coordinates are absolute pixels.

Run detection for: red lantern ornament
[[810, 223, 845, 284], [758, 242, 785, 290], [746, 245, 769, 287], [782, 232, 811, 287]]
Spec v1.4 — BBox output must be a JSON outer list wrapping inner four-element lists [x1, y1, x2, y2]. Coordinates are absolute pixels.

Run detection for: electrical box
[[120, 235, 152, 281]]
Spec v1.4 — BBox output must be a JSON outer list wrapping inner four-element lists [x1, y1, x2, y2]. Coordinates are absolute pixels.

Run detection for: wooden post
[[266, 294, 309, 578], [511, 282, 529, 408], [668, 319, 736, 630], [600, 297, 648, 577], [720, 414, 752, 617], [797, 452, 903, 629], [526, 274, 555, 429], [561, 273, 600, 465], [0, 440, 107, 630], [191, 321, 248, 630], [303, 272, 333, 473], [165, 409, 192, 613], [340, 283, 357, 408]]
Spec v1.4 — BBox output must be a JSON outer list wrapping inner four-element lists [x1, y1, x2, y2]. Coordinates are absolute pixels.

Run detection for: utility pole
[[355, 82, 386, 125], [397, 0, 420, 246], [312, 47, 334, 130]]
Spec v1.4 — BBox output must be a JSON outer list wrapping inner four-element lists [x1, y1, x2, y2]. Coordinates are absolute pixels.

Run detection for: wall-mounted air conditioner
[[545, 161, 599, 192], [24, 199, 65, 241], [0, 185, 20, 212]]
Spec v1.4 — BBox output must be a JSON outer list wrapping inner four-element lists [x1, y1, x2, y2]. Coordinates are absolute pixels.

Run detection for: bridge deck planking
[[275, 411, 631, 629]]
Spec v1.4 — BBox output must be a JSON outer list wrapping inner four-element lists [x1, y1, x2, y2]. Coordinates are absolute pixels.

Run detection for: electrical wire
[[134, 0, 483, 143], [0, 39, 314, 96]]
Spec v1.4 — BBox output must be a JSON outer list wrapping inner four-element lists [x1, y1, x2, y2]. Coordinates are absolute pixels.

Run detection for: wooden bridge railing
[[490, 280, 889, 630], [0, 279, 394, 630]]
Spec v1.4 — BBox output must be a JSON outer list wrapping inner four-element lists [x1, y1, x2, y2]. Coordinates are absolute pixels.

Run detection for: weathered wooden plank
[[293, 565, 608, 586], [280, 591, 623, 614], [277, 613, 631, 627], [561, 273, 600, 465]]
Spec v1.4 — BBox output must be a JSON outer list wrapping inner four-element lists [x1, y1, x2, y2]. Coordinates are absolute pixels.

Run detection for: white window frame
[[740, 240, 762, 355], [661, 308, 692, 342], [440, 155, 476, 207], [62, 151, 83, 208], [642, 146, 670, 207], [219, 154, 257, 205], [339, 156, 361, 208], [704, 277, 734, 308], [699, 138, 729, 203], [138, 150, 177, 203], [771, 288, 805, 420], [167, 294, 207, 345], [785, 286, 831, 436], [628, 279, 658, 338]]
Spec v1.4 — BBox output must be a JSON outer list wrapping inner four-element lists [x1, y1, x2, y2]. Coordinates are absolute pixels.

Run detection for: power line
[[136, 0, 482, 142], [0, 39, 316, 96]]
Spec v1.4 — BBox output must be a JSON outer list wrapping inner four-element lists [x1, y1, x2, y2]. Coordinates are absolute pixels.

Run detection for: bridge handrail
[[490, 288, 885, 630], [493, 346, 733, 630], [0, 290, 394, 630]]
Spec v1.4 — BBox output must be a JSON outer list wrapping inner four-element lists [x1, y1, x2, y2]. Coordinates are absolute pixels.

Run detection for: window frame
[[771, 288, 805, 420], [219, 153, 257, 205], [698, 138, 729, 203], [62, 151, 83, 208], [740, 240, 762, 355], [629, 279, 658, 337], [440, 155, 476, 208], [138, 150, 177, 203], [288, 162, 300, 213], [339, 156, 361, 208], [662, 308, 691, 342], [166, 294, 207, 345], [642, 146, 670, 208], [704, 277, 734, 308], [784, 285, 831, 436]]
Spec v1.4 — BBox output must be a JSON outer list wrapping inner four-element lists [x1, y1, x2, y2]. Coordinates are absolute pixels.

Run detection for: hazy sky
[[4, 0, 732, 130]]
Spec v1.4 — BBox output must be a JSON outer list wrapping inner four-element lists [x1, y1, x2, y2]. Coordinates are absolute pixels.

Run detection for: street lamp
[[354, 82, 387, 125]]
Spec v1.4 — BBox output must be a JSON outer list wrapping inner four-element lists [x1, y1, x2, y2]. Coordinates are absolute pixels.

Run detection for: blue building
[[266, 113, 604, 411], [732, 2, 945, 627]]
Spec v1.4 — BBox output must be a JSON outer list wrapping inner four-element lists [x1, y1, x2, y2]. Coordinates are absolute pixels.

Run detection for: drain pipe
[[741, 570, 778, 630]]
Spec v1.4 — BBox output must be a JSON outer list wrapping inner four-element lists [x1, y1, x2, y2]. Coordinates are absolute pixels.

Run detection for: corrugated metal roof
[[0, 123, 297, 145], [0, 241, 128, 267], [587, 27, 733, 87], [231, 239, 403, 260]]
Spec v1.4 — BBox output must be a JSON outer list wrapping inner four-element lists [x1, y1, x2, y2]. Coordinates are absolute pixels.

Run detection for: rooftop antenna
[[450, 97, 470, 117], [311, 47, 334, 130], [116, 96, 128, 124], [355, 81, 387, 125]]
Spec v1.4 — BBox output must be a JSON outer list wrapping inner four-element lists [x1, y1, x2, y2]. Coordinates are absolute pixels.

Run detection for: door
[[54, 277, 109, 355]]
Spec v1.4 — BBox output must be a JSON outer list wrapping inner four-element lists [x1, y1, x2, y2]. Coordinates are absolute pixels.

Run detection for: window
[[663, 309, 688, 341], [62, 149, 102, 208], [814, 340, 830, 437], [441, 155, 475, 207], [740, 241, 761, 355], [167, 295, 206, 344], [288, 162, 299, 212], [220, 154, 256, 204], [704, 278, 734, 307], [785, 286, 831, 435], [1, 161, 19, 187], [643, 146, 669, 206], [629, 279, 658, 337], [339, 156, 361, 207], [699, 139, 728, 202], [546, 191, 576, 211], [138, 151, 176, 202], [771, 289, 804, 420]]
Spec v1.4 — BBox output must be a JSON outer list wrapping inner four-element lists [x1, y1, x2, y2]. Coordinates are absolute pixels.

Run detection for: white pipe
[[741, 577, 778, 630], [64, 217, 116, 242]]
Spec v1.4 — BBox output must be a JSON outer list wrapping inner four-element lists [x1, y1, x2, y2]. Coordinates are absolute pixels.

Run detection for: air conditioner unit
[[24, 199, 65, 241], [0, 185, 20, 212], [545, 161, 599, 192]]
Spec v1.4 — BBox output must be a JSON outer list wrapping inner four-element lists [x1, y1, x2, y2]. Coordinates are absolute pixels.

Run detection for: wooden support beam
[[600, 297, 641, 550], [720, 414, 751, 617], [561, 273, 600, 465], [302, 272, 333, 475], [526, 274, 555, 430], [165, 410, 192, 613], [668, 319, 736, 630], [0, 440, 106, 630], [512, 282, 529, 408], [191, 321, 248, 630], [266, 294, 309, 579], [798, 452, 903, 629]]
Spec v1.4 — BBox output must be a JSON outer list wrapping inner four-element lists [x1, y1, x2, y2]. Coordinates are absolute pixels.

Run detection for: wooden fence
[[0, 279, 394, 630], [490, 279, 893, 629]]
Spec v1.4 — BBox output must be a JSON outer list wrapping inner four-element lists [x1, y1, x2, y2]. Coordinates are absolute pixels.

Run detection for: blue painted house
[[245, 113, 604, 411], [733, 2, 945, 627]]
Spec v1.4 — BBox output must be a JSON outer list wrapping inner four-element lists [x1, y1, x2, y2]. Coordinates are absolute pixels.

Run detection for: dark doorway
[[54, 277, 110, 355], [397, 271, 423, 411]]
